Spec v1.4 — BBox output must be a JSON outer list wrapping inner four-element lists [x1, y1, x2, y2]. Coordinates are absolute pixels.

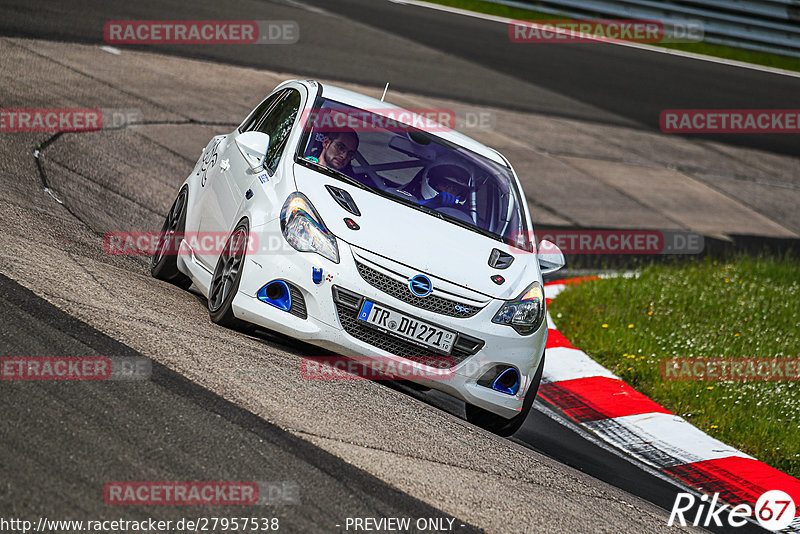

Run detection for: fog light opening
[[257, 280, 292, 312], [492, 367, 520, 396]]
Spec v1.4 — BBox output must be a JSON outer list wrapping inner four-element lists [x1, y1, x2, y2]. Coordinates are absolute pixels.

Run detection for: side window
[[239, 90, 286, 133], [256, 89, 302, 173]]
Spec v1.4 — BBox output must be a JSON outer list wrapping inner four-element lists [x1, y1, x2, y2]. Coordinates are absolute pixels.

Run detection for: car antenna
[[380, 82, 389, 102]]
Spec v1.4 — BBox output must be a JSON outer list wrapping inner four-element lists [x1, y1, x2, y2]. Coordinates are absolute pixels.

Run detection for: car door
[[228, 87, 303, 202], [194, 90, 290, 269]]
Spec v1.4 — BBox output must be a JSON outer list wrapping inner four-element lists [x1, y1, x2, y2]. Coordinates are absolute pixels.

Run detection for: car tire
[[151, 186, 193, 289], [208, 220, 250, 328], [465, 351, 545, 437]]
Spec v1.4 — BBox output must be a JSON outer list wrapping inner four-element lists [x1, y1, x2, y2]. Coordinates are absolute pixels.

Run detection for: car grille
[[332, 286, 484, 367], [355, 261, 485, 319]]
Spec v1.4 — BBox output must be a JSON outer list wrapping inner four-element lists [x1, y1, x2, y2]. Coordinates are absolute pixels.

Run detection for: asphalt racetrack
[[1, 0, 795, 532], [2, 0, 798, 156]]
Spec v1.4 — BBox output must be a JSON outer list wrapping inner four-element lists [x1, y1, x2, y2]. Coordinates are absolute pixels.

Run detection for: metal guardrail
[[488, 0, 800, 58]]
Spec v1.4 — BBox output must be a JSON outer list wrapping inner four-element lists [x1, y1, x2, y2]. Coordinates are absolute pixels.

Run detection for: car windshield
[[295, 97, 531, 250]]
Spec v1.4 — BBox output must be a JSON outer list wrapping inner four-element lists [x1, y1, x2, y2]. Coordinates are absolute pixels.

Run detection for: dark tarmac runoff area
[[0, 274, 482, 533]]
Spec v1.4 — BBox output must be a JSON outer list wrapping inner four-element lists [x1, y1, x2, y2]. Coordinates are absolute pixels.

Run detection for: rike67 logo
[[669, 490, 796, 531]]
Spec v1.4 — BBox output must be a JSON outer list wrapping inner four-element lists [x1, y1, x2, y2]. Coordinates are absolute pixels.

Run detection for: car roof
[[306, 81, 507, 167]]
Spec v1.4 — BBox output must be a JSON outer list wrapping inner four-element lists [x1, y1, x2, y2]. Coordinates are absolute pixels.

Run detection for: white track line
[[529, 401, 703, 491], [388, 0, 800, 79], [586, 412, 755, 468], [543, 346, 619, 382]]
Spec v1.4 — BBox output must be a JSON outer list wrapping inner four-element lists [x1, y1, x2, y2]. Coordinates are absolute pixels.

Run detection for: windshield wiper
[[438, 212, 500, 241], [387, 194, 449, 221], [391, 195, 503, 243]]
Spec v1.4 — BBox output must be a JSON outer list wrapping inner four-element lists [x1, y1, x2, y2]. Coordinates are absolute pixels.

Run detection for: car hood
[[293, 164, 538, 300]]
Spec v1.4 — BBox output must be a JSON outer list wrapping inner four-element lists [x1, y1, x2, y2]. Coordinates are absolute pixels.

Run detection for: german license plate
[[357, 300, 456, 354]]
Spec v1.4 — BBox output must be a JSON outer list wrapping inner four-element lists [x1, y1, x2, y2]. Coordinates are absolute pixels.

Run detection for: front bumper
[[232, 222, 546, 419]]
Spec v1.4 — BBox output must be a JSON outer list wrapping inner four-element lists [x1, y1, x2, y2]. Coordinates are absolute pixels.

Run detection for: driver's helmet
[[420, 164, 472, 200]]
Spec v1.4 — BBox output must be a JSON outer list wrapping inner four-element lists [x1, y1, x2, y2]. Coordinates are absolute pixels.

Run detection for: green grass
[[548, 255, 800, 477], [426, 0, 800, 72], [423, 0, 562, 20]]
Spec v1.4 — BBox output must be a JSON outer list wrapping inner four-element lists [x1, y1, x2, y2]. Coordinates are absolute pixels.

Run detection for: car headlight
[[492, 281, 545, 335], [280, 192, 340, 264]]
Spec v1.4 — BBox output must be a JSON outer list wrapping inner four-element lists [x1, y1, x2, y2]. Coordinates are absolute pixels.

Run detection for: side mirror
[[235, 131, 270, 170], [537, 239, 565, 276]]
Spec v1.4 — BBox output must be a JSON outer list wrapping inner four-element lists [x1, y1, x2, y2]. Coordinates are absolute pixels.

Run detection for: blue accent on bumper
[[492, 368, 520, 396], [257, 280, 292, 312]]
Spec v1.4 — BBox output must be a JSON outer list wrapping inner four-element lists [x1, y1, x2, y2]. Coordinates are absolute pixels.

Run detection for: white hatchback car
[[151, 79, 564, 436]]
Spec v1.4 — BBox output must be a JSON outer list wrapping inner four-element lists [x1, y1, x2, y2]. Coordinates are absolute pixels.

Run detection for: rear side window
[[256, 89, 302, 173], [239, 90, 286, 133]]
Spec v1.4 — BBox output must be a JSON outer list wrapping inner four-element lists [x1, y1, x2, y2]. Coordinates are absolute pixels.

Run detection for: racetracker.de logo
[[0, 108, 102, 132], [301, 355, 456, 381], [0, 108, 143, 133], [661, 358, 800, 381], [103, 20, 299, 44], [104, 482, 258, 505], [527, 229, 704, 254], [1, 356, 152, 381], [660, 109, 800, 133], [104, 231, 260, 256], [509, 19, 703, 44], [2, 357, 110, 380], [104, 481, 299, 505], [301, 108, 457, 133]]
